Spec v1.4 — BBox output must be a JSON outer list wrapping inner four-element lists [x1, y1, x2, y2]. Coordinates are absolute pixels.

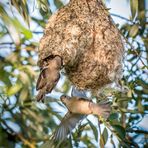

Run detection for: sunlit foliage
[[0, 0, 147, 147]]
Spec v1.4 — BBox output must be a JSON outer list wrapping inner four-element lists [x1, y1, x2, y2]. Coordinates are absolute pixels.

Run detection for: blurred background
[[0, 0, 147, 147]]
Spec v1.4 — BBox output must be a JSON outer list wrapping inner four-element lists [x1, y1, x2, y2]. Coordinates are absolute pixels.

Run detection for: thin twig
[[111, 13, 134, 24], [126, 129, 148, 134]]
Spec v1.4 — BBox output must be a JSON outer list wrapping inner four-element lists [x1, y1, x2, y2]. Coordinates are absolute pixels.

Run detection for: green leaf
[[87, 119, 98, 141], [130, 0, 138, 19], [102, 128, 108, 145], [41, 3, 48, 12], [108, 113, 118, 121], [138, 98, 144, 113], [0, 69, 11, 86], [22, 65, 36, 78], [11, 0, 30, 26], [0, 4, 21, 45], [127, 89, 133, 97], [19, 88, 28, 101], [37, 0, 51, 19], [0, 3, 32, 42], [54, 0, 64, 9], [7, 83, 22, 96], [13, 19, 33, 39], [6, 52, 18, 63], [31, 17, 47, 28], [112, 125, 126, 139], [19, 71, 31, 86], [110, 134, 116, 147], [129, 25, 139, 37]]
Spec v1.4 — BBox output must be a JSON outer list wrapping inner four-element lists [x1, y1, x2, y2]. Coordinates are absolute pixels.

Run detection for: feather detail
[[36, 56, 62, 101], [54, 112, 85, 141]]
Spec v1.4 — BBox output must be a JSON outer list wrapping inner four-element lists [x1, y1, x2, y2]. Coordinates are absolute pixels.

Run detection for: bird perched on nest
[[36, 56, 62, 101], [36, 0, 124, 101]]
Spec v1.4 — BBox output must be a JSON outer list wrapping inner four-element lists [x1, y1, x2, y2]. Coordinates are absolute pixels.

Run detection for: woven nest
[[38, 0, 124, 92]]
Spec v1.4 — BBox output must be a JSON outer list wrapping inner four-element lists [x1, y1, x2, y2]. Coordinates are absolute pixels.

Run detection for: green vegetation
[[0, 0, 147, 147]]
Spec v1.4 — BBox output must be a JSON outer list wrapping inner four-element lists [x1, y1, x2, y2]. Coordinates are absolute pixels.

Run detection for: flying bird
[[54, 94, 111, 141], [36, 56, 62, 101], [36, 0, 124, 142]]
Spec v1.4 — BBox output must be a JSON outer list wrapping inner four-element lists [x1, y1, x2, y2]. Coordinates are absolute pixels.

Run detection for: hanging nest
[[38, 0, 124, 93]]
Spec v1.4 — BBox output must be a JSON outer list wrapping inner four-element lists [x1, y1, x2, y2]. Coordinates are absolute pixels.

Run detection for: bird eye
[[60, 95, 66, 101], [62, 95, 67, 98]]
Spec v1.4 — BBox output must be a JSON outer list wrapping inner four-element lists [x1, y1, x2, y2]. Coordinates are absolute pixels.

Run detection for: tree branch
[[111, 13, 134, 24], [126, 129, 148, 134]]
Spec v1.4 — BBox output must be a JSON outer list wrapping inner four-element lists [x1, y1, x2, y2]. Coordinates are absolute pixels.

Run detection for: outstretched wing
[[54, 112, 85, 141]]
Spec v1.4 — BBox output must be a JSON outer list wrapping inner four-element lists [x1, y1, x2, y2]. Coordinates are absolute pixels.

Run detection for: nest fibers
[[38, 0, 124, 93]]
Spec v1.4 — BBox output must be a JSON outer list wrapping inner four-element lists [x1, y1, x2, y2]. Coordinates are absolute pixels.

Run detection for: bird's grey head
[[60, 95, 70, 105]]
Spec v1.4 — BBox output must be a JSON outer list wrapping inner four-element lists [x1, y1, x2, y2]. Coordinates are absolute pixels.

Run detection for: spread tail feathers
[[97, 101, 111, 119], [90, 101, 111, 119]]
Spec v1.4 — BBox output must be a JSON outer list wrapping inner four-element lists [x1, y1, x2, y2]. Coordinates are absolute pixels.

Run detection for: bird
[[37, 0, 124, 97], [36, 0, 124, 142], [54, 87, 111, 141], [36, 55, 62, 101]]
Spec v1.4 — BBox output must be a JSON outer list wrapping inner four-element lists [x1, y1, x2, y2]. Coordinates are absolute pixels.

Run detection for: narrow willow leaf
[[130, 0, 138, 19], [7, 83, 22, 96], [87, 119, 98, 142], [54, 0, 64, 9], [13, 19, 33, 39], [31, 17, 47, 28], [110, 134, 116, 147], [127, 89, 133, 97], [0, 69, 11, 86], [19, 88, 28, 101], [11, 0, 30, 26], [41, 3, 48, 12], [112, 125, 126, 139], [138, 10, 146, 27], [37, 0, 49, 12], [0, 4, 20, 45], [108, 113, 118, 121], [100, 134, 104, 148], [19, 71, 31, 86], [102, 128, 108, 145], [138, 98, 144, 113], [129, 25, 139, 37]]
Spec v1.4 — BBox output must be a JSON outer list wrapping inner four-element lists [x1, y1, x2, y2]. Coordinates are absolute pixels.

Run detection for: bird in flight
[[54, 88, 111, 141]]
